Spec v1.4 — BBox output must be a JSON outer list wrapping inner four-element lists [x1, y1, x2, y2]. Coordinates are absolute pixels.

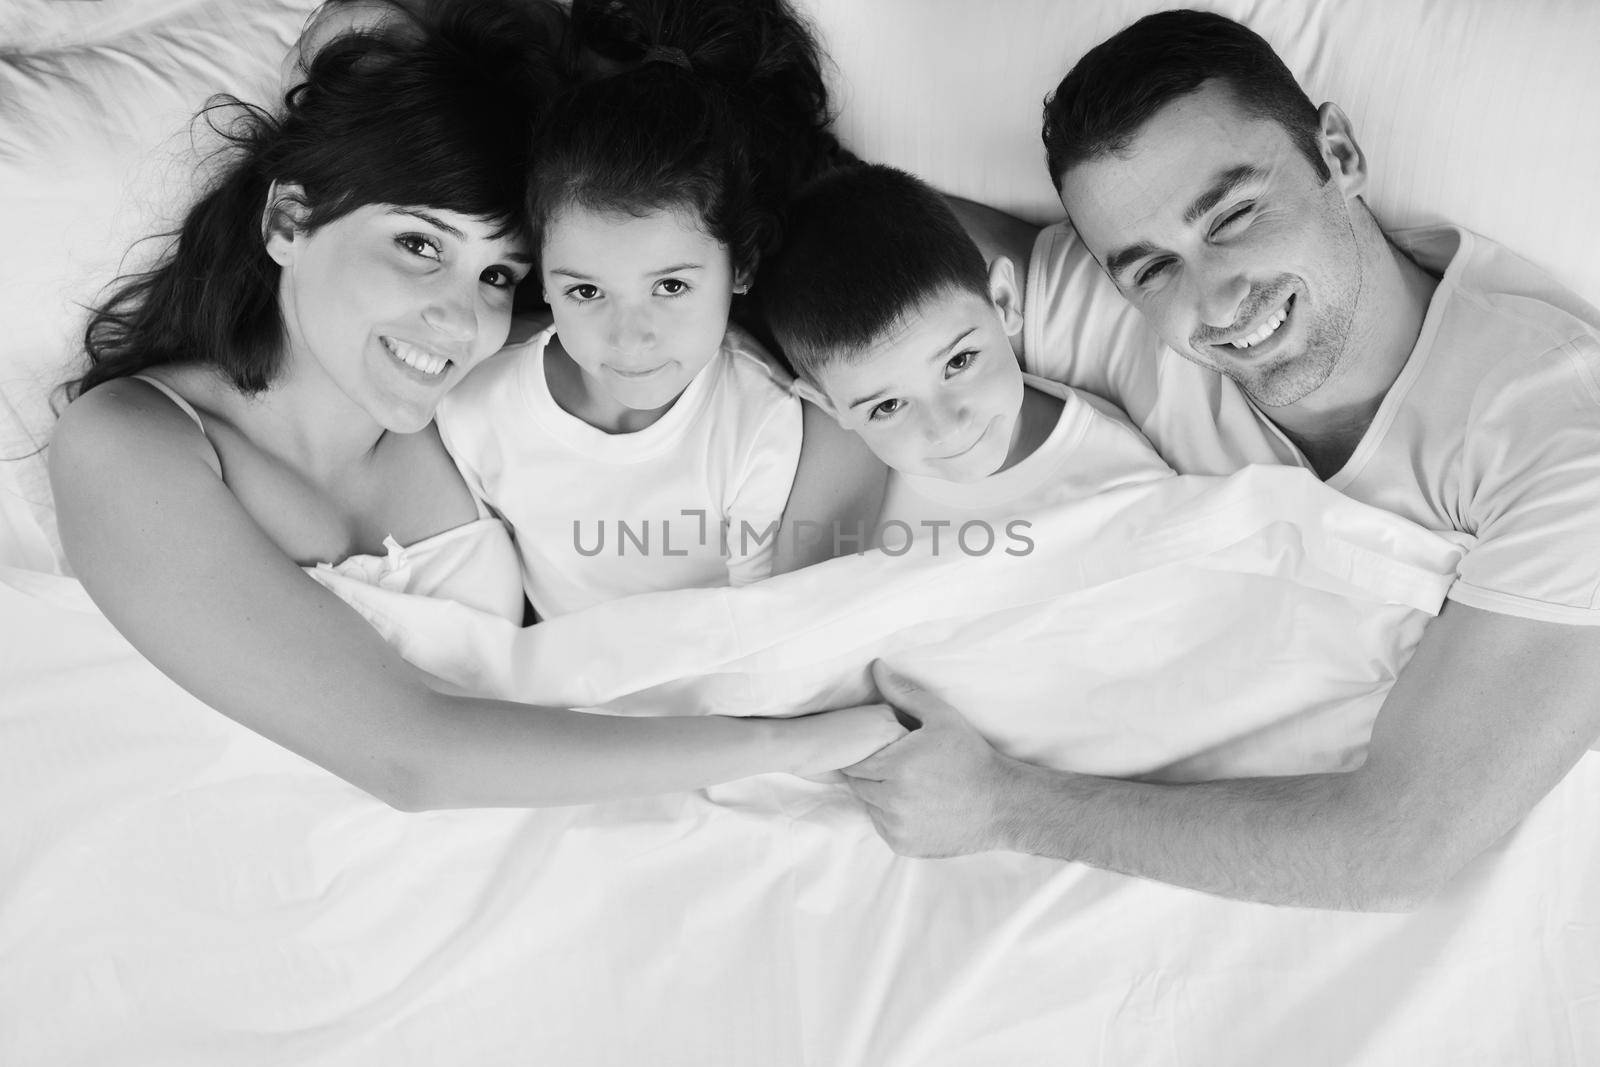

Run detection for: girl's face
[[268, 197, 532, 433], [540, 204, 743, 426]]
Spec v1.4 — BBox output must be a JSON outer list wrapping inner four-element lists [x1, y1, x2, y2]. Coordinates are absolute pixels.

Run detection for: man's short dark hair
[[1042, 9, 1330, 191], [761, 163, 991, 382]]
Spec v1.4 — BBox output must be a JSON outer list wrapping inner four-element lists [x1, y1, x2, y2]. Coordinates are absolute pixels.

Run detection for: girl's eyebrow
[[546, 263, 705, 280]]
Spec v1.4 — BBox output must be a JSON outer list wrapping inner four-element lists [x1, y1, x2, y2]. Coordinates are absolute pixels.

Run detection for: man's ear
[[987, 255, 1026, 359], [262, 181, 311, 266], [1315, 102, 1368, 201], [791, 377, 842, 423]]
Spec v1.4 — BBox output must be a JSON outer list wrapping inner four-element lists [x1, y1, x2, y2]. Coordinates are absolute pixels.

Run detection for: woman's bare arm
[[49, 384, 902, 811]]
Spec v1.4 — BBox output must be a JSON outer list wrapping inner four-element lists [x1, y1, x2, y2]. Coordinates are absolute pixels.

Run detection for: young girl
[[48, 4, 903, 811], [435, 0, 872, 619]]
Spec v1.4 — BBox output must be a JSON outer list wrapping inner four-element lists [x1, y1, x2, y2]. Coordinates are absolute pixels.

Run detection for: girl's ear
[[262, 181, 311, 266], [732, 267, 754, 296]]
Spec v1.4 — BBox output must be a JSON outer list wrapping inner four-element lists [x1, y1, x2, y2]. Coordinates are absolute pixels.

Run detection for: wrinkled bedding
[[6, 471, 1600, 1065]]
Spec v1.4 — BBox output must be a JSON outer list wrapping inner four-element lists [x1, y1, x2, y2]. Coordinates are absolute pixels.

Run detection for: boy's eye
[[654, 278, 690, 296], [397, 233, 443, 261], [945, 349, 979, 374], [565, 283, 601, 301], [868, 398, 904, 421]]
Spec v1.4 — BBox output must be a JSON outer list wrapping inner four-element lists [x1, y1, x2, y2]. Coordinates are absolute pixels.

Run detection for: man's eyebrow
[[1105, 240, 1163, 282], [846, 326, 978, 410], [1182, 164, 1265, 225], [1102, 165, 1267, 282]]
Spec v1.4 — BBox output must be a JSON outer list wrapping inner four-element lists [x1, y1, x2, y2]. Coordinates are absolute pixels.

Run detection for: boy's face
[[809, 287, 1025, 483]]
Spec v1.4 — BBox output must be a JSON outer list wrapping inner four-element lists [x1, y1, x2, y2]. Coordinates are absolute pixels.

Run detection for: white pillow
[[799, 0, 1600, 307]]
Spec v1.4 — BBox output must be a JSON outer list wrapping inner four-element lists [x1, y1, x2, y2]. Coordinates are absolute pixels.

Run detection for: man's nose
[[1192, 257, 1251, 330]]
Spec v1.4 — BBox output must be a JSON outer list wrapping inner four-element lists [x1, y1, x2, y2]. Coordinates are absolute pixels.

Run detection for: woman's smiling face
[[268, 197, 532, 433]]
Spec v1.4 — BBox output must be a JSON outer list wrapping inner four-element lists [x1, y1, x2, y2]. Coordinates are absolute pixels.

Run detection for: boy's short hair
[[1042, 10, 1329, 190], [761, 163, 991, 382]]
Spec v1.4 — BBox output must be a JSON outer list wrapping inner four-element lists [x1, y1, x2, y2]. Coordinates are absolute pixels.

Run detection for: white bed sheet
[[5, 470, 1600, 1066]]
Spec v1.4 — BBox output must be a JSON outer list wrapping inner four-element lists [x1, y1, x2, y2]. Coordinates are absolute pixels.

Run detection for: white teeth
[[383, 337, 450, 376], [1229, 303, 1290, 349]]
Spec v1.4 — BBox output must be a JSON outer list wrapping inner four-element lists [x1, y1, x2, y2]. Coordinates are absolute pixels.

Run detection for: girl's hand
[[779, 705, 908, 779]]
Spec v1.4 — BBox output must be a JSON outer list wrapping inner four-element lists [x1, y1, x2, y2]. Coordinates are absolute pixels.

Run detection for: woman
[[48, 1, 903, 811]]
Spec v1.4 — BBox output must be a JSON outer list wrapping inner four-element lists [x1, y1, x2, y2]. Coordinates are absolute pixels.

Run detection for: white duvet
[[6, 467, 1600, 1066]]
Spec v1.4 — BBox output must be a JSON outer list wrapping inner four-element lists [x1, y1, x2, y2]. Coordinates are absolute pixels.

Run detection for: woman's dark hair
[[532, 0, 848, 283], [70, 0, 566, 400]]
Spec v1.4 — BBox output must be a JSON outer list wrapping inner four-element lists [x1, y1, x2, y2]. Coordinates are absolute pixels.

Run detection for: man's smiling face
[[1058, 80, 1367, 409]]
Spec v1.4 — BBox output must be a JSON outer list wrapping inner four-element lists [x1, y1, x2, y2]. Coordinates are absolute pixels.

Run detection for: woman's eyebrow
[[387, 208, 465, 239]]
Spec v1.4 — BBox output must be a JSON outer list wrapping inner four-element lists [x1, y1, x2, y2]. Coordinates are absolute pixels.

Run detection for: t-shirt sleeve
[[435, 386, 493, 505], [723, 388, 803, 587], [1450, 336, 1600, 623]]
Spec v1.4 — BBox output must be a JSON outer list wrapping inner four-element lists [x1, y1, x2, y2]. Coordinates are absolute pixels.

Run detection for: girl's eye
[[945, 349, 979, 374], [1136, 258, 1173, 287], [397, 233, 443, 261], [868, 398, 904, 421], [565, 284, 601, 302], [655, 278, 689, 296]]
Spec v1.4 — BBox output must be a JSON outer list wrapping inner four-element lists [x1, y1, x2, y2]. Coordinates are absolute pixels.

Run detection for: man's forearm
[[989, 760, 1451, 911]]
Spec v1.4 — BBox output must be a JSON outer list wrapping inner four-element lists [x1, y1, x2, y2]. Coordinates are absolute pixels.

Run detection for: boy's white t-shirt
[[437, 319, 802, 619], [1026, 221, 1600, 625], [875, 374, 1172, 554]]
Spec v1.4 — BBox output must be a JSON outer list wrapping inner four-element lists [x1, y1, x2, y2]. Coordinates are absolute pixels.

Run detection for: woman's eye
[[868, 398, 903, 421], [655, 278, 689, 296], [566, 284, 601, 301], [946, 349, 979, 374], [397, 233, 443, 261], [481, 266, 519, 290]]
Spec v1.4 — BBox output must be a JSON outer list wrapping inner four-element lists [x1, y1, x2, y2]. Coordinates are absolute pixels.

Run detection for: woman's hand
[[776, 704, 908, 779]]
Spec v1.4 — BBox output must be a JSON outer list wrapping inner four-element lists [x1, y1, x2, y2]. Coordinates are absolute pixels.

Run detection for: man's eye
[[1213, 203, 1254, 236], [1136, 259, 1172, 286], [946, 349, 979, 374], [869, 398, 903, 421], [566, 284, 601, 301], [397, 234, 442, 261], [655, 278, 689, 296]]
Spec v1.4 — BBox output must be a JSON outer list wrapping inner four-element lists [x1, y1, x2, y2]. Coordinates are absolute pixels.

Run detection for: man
[[840, 9, 1600, 911]]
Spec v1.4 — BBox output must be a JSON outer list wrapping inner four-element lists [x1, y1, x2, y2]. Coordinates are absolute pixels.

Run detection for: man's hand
[[839, 660, 1022, 857]]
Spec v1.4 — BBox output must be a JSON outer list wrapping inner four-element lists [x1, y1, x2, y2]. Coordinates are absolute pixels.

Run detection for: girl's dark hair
[[70, 0, 566, 400], [533, 0, 847, 282]]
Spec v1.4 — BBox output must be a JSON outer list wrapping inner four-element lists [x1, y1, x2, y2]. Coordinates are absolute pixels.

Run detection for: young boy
[[761, 163, 1171, 559]]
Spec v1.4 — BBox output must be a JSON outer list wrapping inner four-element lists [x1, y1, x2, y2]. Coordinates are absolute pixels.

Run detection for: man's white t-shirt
[[437, 320, 802, 619], [1026, 222, 1600, 625], [876, 374, 1172, 557]]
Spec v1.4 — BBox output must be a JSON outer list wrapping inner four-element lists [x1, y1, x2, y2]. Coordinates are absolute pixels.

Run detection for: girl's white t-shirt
[[437, 319, 802, 620]]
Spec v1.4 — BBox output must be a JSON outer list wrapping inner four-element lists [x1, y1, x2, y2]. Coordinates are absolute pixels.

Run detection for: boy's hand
[[839, 661, 1020, 857]]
